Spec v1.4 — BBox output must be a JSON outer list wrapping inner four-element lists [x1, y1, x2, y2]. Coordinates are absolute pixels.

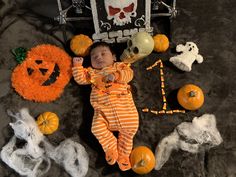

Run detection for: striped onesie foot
[[105, 148, 118, 165]]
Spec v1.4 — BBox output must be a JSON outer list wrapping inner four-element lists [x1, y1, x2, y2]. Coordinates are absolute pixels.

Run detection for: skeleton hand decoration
[[155, 114, 223, 170], [169, 42, 203, 72], [120, 32, 154, 64]]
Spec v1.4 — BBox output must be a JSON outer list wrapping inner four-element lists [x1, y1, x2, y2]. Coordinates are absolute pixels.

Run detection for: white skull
[[104, 0, 137, 26], [120, 32, 154, 64]]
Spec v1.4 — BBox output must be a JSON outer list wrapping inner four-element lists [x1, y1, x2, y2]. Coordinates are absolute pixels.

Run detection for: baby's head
[[89, 42, 116, 69]]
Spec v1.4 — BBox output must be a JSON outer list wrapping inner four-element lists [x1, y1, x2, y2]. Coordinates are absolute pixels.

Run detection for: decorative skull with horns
[[104, 0, 137, 26]]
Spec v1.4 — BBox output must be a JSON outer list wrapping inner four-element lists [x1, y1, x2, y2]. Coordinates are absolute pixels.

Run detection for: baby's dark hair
[[89, 41, 115, 55]]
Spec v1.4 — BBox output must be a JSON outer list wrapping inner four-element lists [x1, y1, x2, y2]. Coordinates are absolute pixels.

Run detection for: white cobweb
[[0, 108, 89, 177], [155, 114, 223, 170]]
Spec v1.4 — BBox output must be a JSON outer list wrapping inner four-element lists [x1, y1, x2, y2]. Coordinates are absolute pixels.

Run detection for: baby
[[72, 42, 139, 171]]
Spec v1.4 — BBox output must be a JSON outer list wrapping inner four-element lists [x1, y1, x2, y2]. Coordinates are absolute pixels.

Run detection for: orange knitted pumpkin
[[37, 112, 59, 135], [153, 34, 169, 52], [130, 146, 155, 174], [70, 34, 93, 57], [11, 44, 72, 102], [177, 84, 204, 110]]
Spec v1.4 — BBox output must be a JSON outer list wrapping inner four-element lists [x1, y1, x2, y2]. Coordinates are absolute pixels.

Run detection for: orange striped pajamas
[[72, 62, 139, 161]]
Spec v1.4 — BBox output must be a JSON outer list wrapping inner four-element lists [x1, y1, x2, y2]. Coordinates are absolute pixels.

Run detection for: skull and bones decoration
[[104, 0, 138, 26], [120, 32, 154, 64]]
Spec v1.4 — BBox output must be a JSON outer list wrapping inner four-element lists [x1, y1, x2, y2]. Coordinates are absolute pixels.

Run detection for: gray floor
[[0, 0, 236, 177]]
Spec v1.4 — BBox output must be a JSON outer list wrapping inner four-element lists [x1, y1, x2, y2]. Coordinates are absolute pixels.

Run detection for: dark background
[[0, 0, 235, 177]]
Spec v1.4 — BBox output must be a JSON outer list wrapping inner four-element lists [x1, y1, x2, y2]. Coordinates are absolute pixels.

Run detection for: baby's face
[[90, 46, 116, 69]]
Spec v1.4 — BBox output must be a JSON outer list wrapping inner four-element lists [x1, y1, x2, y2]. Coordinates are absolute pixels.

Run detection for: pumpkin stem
[[11, 47, 27, 64], [135, 159, 146, 167], [189, 91, 196, 97], [43, 120, 49, 125]]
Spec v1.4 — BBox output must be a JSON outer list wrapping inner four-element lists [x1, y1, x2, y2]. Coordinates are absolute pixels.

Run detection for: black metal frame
[[54, 0, 177, 25]]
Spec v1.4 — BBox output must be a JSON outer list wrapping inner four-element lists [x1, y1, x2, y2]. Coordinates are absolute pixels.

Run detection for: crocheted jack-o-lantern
[[11, 44, 72, 102]]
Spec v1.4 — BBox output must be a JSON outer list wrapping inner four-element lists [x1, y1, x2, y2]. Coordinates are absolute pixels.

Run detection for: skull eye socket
[[123, 3, 134, 13], [133, 47, 139, 54], [127, 40, 132, 47]]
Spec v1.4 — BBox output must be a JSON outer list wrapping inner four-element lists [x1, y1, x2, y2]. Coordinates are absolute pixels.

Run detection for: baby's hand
[[103, 74, 115, 83], [73, 57, 84, 66]]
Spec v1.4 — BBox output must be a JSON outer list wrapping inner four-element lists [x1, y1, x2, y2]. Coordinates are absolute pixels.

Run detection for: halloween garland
[[142, 59, 185, 115], [11, 44, 72, 102]]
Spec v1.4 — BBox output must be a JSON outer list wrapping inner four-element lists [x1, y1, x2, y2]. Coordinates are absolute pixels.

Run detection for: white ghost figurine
[[169, 42, 203, 72], [154, 114, 223, 170]]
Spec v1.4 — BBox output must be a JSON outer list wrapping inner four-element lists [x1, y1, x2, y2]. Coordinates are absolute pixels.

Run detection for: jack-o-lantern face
[[11, 44, 72, 102]]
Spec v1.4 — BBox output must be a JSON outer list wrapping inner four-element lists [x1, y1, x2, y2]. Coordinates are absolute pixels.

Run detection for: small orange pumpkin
[[37, 112, 59, 135], [130, 146, 155, 175], [153, 34, 169, 52], [177, 84, 204, 110], [70, 34, 93, 57]]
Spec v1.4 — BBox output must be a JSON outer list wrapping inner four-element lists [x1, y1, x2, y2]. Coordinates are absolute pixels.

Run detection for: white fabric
[[0, 108, 89, 177], [155, 114, 223, 170], [169, 42, 203, 72]]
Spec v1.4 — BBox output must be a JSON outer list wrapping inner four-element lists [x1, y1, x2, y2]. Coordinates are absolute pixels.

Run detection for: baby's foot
[[105, 149, 118, 165], [117, 156, 131, 171]]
